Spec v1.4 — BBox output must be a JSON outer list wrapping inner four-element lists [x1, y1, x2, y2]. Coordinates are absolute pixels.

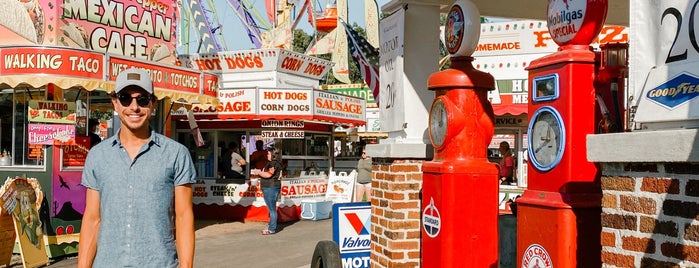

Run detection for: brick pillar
[[370, 158, 424, 268]]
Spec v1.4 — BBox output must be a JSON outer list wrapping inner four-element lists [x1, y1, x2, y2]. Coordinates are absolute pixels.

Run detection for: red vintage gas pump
[[517, 0, 607, 267], [421, 0, 499, 267]]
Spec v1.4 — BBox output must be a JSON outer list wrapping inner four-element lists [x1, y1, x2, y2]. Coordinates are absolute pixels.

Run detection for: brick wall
[[600, 163, 699, 267], [370, 158, 423, 268]]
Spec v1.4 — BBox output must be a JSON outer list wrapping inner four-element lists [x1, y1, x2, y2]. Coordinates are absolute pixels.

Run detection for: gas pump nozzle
[[595, 94, 617, 133]]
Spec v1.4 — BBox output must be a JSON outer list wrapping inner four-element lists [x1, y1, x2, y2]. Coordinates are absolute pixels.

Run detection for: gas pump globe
[[421, 0, 499, 267]]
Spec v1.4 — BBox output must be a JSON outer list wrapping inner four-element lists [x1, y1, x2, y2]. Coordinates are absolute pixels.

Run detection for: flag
[[342, 21, 380, 105]]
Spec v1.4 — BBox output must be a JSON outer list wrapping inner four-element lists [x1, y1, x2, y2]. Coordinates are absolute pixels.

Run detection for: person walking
[[498, 141, 515, 185], [78, 68, 196, 268], [355, 147, 372, 202], [256, 150, 283, 235]]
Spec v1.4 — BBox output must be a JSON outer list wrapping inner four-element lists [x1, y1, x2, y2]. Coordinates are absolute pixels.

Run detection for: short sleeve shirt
[[81, 130, 196, 268]]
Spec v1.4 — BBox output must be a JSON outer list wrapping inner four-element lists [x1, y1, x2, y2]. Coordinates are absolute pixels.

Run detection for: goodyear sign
[[333, 202, 371, 268], [645, 73, 699, 109]]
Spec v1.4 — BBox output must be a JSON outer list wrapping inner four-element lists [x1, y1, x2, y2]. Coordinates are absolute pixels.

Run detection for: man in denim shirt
[[78, 68, 196, 268]]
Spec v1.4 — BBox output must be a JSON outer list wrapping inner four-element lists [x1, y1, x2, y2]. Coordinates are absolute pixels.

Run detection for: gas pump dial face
[[528, 106, 565, 171], [429, 98, 448, 148]]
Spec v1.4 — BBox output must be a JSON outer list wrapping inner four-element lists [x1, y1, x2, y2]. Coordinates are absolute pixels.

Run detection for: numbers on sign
[[663, 7, 688, 63]]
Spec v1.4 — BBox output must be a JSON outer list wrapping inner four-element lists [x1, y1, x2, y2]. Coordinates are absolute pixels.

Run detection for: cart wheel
[[310, 240, 341, 268]]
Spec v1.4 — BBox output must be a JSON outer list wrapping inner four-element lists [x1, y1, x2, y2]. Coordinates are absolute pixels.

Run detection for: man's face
[[111, 87, 154, 132]]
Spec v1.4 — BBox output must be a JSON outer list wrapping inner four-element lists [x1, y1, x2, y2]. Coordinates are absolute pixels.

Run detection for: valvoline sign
[[333, 202, 371, 268]]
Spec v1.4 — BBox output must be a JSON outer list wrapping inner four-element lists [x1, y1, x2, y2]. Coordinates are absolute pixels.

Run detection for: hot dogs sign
[[0, 0, 177, 64]]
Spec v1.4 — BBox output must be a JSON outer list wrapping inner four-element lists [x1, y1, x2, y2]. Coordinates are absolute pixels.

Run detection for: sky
[[182, 0, 389, 52]]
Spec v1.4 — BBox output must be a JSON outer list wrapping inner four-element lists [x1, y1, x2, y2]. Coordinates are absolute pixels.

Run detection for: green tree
[[291, 24, 366, 85]]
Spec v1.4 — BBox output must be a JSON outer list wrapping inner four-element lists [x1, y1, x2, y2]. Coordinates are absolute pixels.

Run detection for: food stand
[[0, 0, 217, 258], [175, 49, 366, 221]]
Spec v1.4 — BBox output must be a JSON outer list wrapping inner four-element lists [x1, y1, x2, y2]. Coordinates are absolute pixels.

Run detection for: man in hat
[[78, 68, 196, 268]]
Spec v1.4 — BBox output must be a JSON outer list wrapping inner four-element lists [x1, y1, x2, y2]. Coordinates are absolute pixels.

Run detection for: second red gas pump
[[517, 0, 609, 267]]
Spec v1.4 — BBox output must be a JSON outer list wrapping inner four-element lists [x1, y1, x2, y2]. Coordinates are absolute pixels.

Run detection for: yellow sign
[[27, 100, 77, 124]]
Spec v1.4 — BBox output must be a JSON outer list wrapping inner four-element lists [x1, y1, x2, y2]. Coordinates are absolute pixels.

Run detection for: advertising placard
[[108, 56, 201, 94], [27, 100, 76, 124], [259, 88, 313, 116], [379, 7, 405, 132], [0, 47, 105, 78], [325, 171, 356, 203], [333, 202, 371, 268], [260, 131, 305, 139], [59, 0, 178, 63], [62, 137, 90, 167], [0, 176, 49, 268], [27, 123, 76, 145], [314, 91, 365, 123], [281, 177, 328, 203]]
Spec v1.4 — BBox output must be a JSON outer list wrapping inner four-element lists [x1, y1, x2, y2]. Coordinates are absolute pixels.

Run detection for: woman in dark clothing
[[257, 150, 283, 235]]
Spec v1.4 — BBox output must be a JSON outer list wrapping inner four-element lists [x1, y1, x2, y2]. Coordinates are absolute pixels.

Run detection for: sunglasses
[[115, 93, 152, 107]]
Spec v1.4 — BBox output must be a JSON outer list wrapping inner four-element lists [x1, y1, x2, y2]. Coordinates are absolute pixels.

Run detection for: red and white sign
[[189, 88, 256, 115], [0, 47, 104, 79], [181, 88, 366, 126], [258, 89, 313, 116], [108, 56, 201, 94], [178, 49, 333, 80], [546, 0, 608, 46], [314, 91, 365, 123], [281, 177, 328, 203]]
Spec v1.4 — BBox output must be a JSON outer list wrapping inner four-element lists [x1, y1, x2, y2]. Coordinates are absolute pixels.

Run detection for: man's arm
[[78, 189, 101, 268], [175, 184, 195, 268]]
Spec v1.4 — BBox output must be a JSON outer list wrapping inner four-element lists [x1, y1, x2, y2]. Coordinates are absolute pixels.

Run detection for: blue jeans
[[262, 187, 281, 232]]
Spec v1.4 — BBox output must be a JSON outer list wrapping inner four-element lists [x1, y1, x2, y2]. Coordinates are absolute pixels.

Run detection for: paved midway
[[9, 218, 334, 268]]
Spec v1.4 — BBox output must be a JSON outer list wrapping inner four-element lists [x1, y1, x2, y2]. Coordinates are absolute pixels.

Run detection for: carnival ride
[[177, 0, 379, 71]]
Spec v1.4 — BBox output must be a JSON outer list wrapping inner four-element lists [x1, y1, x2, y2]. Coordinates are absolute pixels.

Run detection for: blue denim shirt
[[81, 130, 196, 268]]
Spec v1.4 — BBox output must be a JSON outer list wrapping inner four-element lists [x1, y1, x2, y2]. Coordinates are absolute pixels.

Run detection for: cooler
[[300, 199, 332, 220]]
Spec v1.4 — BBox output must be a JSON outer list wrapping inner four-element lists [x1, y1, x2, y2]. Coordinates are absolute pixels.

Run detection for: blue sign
[[333, 202, 371, 268], [646, 73, 699, 109]]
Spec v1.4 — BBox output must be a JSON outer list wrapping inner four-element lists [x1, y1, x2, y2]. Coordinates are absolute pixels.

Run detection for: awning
[[0, 75, 106, 91], [0, 46, 218, 106], [492, 103, 527, 116]]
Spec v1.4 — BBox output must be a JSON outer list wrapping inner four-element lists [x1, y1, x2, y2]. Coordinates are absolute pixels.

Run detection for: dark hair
[[89, 119, 99, 129], [255, 140, 264, 150], [228, 141, 239, 150]]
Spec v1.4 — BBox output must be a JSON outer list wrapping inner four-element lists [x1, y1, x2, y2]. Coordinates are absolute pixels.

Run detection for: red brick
[[602, 193, 617, 209], [601, 213, 637, 230], [639, 216, 677, 237], [641, 178, 679, 194], [622, 236, 655, 253], [389, 201, 420, 210], [601, 231, 616, 247], [601, 251, 635, 267], [685, 224, 699, 242], [390, 164, 421, 173], [620, 195, 657, 214], [387, 240, 419, 250], [602, 176, 636, 191], [661, 242, 699, 263], [388, 183, 420, 191]]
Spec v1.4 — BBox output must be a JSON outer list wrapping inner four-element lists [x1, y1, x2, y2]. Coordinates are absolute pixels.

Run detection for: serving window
[[0, 85, 115, 168]]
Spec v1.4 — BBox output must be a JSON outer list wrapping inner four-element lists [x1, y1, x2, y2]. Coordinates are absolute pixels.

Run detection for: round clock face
[[528, 107, 565, 171], [429, 98, 448, 148]]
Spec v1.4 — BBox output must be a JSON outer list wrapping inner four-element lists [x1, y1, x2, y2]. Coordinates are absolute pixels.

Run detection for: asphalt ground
[[8, 218, 333, 268]]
